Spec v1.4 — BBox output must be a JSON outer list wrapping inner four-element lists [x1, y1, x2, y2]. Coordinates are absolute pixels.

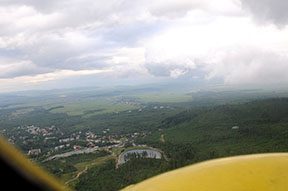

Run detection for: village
[[3, 124, 150, 160]]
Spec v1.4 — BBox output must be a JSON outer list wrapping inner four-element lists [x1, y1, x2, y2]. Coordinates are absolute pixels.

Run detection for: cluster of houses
[[119, 101, 141, 107], [8, 123, 150, 157], [153, 106, 170, 110], [25, 125, 62, 137], [45, 130, 149, 156]]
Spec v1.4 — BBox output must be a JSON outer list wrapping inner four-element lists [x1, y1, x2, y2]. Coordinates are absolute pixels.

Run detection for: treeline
[[140, 98, 288, 161], [75, 143, 200, 191], [161, 98, 288, 129], [75, 158, 169, 191]]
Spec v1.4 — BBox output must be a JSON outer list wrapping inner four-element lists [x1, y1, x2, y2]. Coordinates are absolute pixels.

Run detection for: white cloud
[[142, 12, 288, 82], [0, 68, 111, 92], [108, 47, 148, 77], [0, 0, 288, 92], [205, 48, 288, 84], [170, 69, 187, 78], [0, 5, 63, 36]]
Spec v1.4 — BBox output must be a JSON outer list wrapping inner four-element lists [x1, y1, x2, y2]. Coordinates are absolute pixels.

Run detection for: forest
[[73, 98, 288, 191]]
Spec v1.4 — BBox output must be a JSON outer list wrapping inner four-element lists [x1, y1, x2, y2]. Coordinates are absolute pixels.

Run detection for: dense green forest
[[140, 98, 288, 159], [75, 158, 168, 191], [73, 98, 288, 191]]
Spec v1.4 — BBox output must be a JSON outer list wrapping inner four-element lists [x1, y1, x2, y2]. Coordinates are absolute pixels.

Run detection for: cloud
[[170, 69, 188, 79], [240, 0, 288, 26], [0, 0, 288, 92], [141, 12, 288, 83], [0, 5, 63, 36], [0, 68, 111, 93], [0, 57, 52, 78], [0, 0, 238, 74], [205, 47, 288, 84], [141, 12, 288, 79]]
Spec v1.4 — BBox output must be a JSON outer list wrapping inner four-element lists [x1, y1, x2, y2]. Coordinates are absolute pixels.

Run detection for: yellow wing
[[0, 135, 68, 191], [122, 153, 288, 191]]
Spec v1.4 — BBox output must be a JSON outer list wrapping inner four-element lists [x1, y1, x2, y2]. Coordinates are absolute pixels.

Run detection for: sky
[[0, 0, 288, 92]]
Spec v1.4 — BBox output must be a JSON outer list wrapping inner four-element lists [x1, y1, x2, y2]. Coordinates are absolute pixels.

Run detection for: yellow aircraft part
[[122, 153, 288, 191], [0, 134, 69, 191]]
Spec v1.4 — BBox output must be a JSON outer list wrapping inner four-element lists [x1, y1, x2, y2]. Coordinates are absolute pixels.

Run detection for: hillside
[[75, 98, 288, 191], [139, 98, 288, 162]]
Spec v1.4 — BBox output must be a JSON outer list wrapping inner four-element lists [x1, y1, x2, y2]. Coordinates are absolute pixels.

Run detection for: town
[[2, 124, 150, 160]]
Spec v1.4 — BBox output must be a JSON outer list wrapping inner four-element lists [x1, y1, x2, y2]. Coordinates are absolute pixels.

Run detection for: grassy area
[[66, 155, 115, 188], [41, 151, 114, 187], [46, 92, 191, 117], [11, 108, 35, 116], [136, 92, 192, 103], [111, 148, 125, 156], [123, 146, 152, 152], [47, 99, 138, 116]]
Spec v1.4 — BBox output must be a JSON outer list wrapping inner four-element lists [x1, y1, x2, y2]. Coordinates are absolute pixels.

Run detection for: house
[[28, 149, 41, 156], [87, 142, 95, 147], [73, 145, 81, 150], [54, 145, 65, 151]]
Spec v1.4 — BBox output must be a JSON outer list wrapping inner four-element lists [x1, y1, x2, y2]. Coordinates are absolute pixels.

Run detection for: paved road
[[44, 147, 100, 161]]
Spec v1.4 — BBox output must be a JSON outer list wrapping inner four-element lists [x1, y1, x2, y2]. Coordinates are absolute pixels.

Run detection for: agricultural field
[[46, 99, 138, 117]]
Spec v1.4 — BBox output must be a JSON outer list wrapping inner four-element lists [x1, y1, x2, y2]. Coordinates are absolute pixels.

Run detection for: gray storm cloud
[[0, 58, 52, 78], [240, 0, 288, 26]]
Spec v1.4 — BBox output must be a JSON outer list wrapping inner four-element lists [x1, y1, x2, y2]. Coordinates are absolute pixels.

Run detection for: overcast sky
[[0, 0, 288, 92]]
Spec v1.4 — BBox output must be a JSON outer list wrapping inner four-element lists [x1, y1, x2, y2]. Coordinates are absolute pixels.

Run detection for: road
[[65, 166, 88, 186]]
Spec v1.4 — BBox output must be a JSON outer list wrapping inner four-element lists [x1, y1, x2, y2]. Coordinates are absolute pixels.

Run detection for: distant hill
[[140, 98, 288, 162]]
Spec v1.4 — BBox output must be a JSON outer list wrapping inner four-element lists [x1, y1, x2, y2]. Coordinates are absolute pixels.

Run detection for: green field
[[47, 99, 138, 116], [41, 151, 112, 187], [135, 92, 192, 103]]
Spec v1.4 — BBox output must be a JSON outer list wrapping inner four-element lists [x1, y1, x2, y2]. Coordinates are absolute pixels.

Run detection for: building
[[28, 149, 41, 156], [73, 145, 81, 150]]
